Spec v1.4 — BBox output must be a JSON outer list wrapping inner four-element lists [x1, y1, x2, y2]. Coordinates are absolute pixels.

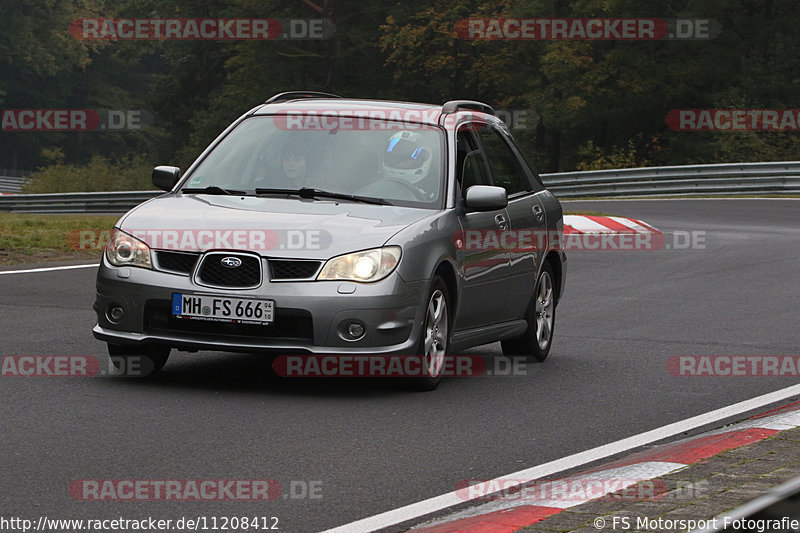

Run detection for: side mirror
[[152, 166, 181, 192], [464, 185, 507, 211]]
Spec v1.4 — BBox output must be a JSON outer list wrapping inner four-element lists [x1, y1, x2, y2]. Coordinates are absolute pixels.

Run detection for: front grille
[[197, 253, 261, 288], [155, 251, 200, 274], [269, 260, 322, 280], [145, 300, 313, 342]]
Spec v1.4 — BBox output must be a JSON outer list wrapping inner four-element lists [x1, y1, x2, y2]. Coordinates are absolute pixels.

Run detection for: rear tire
[[501, 262, 556, 362], [409, 276, 450, 391], [108, 344, 171, 376]]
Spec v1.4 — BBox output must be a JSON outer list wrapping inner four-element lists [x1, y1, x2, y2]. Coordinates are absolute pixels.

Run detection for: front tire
[[410, 276, 450, 391], [501, 262, 556, 362]]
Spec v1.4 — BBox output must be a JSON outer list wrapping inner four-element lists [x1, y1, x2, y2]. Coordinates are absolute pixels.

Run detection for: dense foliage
[[2, 0, 799, 191]]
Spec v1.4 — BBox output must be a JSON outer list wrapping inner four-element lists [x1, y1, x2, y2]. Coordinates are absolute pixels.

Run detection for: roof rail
[[441, 100, 495, 116], [265, 91, 343, 104]]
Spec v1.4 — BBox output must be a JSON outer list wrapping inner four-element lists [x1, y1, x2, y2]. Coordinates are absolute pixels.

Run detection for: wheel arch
[[543, 250, 563, 306], [433, 259, 458, 313]]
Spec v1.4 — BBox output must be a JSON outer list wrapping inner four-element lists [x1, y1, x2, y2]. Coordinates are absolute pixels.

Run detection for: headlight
[[317, 246, 401, 282], [105, 229, 152, 269]]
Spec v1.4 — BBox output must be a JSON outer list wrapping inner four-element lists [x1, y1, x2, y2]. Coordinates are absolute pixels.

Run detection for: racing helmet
[[383, 131, 432, 184]]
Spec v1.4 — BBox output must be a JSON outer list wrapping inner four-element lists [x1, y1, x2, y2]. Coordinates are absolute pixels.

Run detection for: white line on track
[[0, 263, 97, 275], [320, 383, 800, 533]]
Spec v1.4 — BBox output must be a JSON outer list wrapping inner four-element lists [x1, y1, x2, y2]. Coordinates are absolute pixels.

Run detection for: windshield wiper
[[181, 185, 248, 195], [255, 187, 391, 205]]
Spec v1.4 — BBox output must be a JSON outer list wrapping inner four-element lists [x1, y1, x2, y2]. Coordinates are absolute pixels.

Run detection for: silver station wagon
[[93, 91, 566, 390]]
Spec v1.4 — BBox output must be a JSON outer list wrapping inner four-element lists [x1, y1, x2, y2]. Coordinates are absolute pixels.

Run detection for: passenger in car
[[281, 142, 308, 181], [256, 138, 319, 188]]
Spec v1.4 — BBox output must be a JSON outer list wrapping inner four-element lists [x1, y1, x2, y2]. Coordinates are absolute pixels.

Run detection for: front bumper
[[93, 258, 427, 355]]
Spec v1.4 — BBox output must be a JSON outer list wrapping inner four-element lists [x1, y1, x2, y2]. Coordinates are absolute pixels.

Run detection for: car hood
[[119, 194, 435, 259]]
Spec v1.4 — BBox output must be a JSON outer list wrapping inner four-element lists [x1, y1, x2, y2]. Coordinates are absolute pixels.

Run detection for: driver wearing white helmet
[[381, 130, 436, 201]]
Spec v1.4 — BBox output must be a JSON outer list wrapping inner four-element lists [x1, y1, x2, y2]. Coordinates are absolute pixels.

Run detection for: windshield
[[182, 115, 445, 208]]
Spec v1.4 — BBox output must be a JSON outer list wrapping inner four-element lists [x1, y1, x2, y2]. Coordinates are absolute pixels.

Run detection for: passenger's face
[[282, 153, 306, 180]]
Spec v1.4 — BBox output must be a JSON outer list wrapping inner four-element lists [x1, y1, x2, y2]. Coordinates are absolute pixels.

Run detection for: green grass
[[2, 196, 789, 265], [0, 214, 119, 265], [0, 212, 611, 266]]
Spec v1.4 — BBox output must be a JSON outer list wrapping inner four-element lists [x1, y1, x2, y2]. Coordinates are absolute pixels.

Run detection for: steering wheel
[[382, 178, 427, 202]]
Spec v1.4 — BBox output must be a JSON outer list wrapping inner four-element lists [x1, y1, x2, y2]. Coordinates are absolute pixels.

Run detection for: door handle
[[532, 204, 544, 222], [494, 214, 508, 230]]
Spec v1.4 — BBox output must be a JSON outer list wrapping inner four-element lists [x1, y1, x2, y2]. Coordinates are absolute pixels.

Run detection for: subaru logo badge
[[220, 256, 242, 268]]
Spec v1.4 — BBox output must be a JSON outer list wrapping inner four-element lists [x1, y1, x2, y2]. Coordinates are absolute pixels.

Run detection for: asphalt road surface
[[1, 199, 798, 532]]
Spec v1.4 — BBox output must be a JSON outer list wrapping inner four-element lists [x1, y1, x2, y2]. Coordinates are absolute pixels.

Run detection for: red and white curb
[[563, 215, 660, 235], [410, 403, 800, 533]]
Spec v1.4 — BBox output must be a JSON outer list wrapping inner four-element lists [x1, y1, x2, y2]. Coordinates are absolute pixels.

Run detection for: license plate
[[172, 293, 274, 325]]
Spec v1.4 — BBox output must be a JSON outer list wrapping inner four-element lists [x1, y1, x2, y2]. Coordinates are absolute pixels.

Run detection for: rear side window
[[477, 126, 530, 195]]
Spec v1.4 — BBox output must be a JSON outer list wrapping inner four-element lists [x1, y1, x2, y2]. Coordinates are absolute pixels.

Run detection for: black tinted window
[[478, 126, 529, 195]]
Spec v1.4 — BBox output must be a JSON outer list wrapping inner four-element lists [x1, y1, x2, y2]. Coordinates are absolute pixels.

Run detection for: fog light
[[339, 321, 366, 341], [108, 306, 124, 323], [347, 323, 365, 338]]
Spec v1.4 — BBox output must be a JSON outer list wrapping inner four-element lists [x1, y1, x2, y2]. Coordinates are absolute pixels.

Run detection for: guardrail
[[0, 191, 160, 213], [0, 161, 799, 213], [0, 175, 29, 193], [540, 161, 800, 198]]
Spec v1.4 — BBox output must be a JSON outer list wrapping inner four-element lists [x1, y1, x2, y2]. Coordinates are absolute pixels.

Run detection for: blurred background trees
[[2, 0, 799, 191]]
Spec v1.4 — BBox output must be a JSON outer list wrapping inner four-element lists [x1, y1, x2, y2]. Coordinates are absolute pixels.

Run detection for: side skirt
[[449, 320, 528, 353]]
